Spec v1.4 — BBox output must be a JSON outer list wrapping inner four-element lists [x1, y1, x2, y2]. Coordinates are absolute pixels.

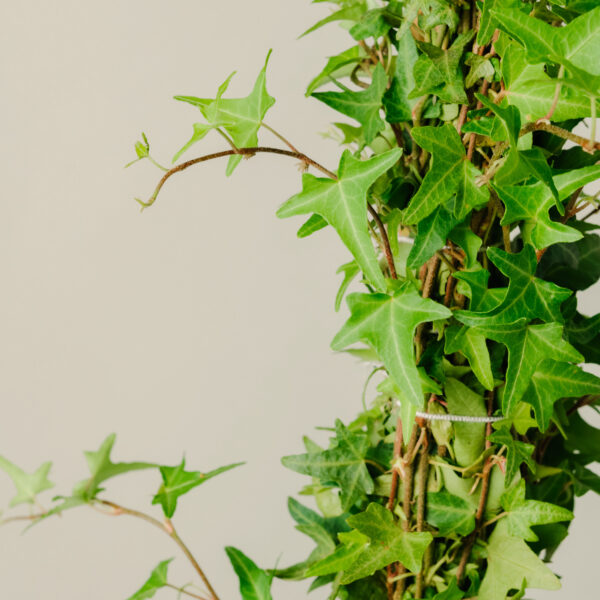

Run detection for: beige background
[[0, 2, 598, 599]]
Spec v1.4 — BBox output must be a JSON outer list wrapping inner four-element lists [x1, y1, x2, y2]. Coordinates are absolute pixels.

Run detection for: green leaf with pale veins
[[152, 458, 244, 518], [489, 428, 535, 484], [277, 148, 402, 292], [306, 46, 365, 96], [445, 378, 487, 467], [339, 503, 432, 583], [312, 64, 388, 144], [305, 529, 370, 577], [444, 325, 494, 391], [72, 434, 155, 500], [332, 282, 451, 407], [175, 51, 275, 175], [407, 204, 458, 269], [525, 359, 600, 431], [300, 3, 366, 38], [125, 559, 172, 600], [403, 123, 487, 225], [0, 456, 54, 507], [281, 420, 374, 510], [426, 491, 476, 536], [456, 245, 572, 327], [501, 479, 574, 542], [478, 520, 561, 600], [383, 30, 418, 123], [454, 268, 506, 312], [226, 547, 273, 600], [461, 320, 582, 416]]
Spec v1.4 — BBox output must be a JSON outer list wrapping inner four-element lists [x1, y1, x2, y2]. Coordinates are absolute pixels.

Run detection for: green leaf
[[175, 51, 275, 175], [340, 502, 432, 583], [403, 123, 487, 224], [478, 520, 561, 600], [297, 213, 328, 238], [538, 232, 600, 291], [501, 479, 574, 542], [426, 491, 476, 536], [448, 221, 483, 268], [456, 245, 572, 327], [125, 559, 172, 600], [281, 420, 373, 510], [489, 427, 535, 484], [305, 529, 370, 577], [526, 359, 600, 431], [225, 547, 273, 600], [332, 282, 451, 407], [444, 378, 487, 467], [383, 30, 418, 123], [72, 434, 155, 500], [312, 64, 388, 145], [407, 204, 458, 269], [335, 261, 360, 312], [277, 148, 402, 292], [306, 46, 365, 96], [172, 123, 215, 163], [300, 4, 366, 38], [152, 458, 244, 518], [0, 456, 54, 507], [433, 577, 465, 600], [444, 325, 494, 391]]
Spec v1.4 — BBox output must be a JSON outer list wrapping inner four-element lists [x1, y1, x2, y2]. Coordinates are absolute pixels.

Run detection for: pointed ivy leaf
[[175, 52, 275, 175], [538, 232, 600, 291], [403, 124, 464, 223], [426, 491, 476, 536], [349, 8, 390, 41], [172, 122, 216, 163], [0, 456, 54, 507], [335, 261, 360, 312], [312, 64, 388, 145], [489, 427, 535, 484], [340, 502, 432, 582], [526, 359, 600, 431], [463, 321, 581, 416], [453, 160, 490, 221], [383, 30, 418, 123], [125, 559, 172, 600], [72, 434, 155, 500], [306, 46, 365, 97], [297, 213, 328, 238], [277, 148, 401, 292], [433, 577, 465, 600], [300, 4, 366, 38], [454, 268, 505, 312], [501, 479, 574, 542], [478, 520, 561, 600], [445, 378, 487, 467], [456, 245, 572, 327], [305, 529, 370, 577], [152, 458, 244, 518], [226, 547, 273, 600], [332, 282, 451, 407], [448, 222, 483, 269], [445, 325, 494, 391], [407, 204, 458, 269], [281, 420, 373, 510]]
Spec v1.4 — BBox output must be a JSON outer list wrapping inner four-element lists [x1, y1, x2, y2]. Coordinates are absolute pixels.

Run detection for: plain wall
[[0, 2, 598, 599]]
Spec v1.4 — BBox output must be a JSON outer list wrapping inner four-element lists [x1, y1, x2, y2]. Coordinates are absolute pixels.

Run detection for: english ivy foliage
[[4, 2, 600, 600]]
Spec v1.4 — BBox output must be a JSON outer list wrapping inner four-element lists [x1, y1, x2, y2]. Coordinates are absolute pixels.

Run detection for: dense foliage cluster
[[2, 1, 600, 600]]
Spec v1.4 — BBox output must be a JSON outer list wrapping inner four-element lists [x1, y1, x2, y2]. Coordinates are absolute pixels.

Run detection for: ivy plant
[[2, 1, 600, 600]]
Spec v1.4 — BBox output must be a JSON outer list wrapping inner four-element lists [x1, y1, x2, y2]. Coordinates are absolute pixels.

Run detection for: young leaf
[[501, 479, 574, 542], [72, 434, 155, 500], [125, 559, 172, 600], [0, 456, 54, 507], [489, 427, 535, 484], [277, 148, 402, 292], [340, 502, 432, 583], [444, 325, 494, 391], [225, 547, 273, 600], [426, 491, 476, 536], [306, 46, 365, 96], [478, 521, 561, 600], [456, 245, 572, 327], [312, 64, 388, 145], [335, 261, 360, 312], [175, 51, 275, 175], [281, 420, 373, 510], [300, 3, 366, 38], [152, 458, 243, 518], [331, 282, 451, 408]]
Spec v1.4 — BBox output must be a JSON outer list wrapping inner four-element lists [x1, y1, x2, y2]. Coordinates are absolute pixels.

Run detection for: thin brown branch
[[368, 204, 397, 279], [414, 429, 431, 598], [139, 146, 337, 209], [520, 121, 600, 152]]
